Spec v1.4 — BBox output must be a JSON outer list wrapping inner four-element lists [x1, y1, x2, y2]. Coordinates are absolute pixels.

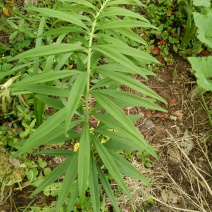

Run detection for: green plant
[[187, 1, 212, 127], [8, 0, 167, 211], [178, 0, 211, 51]]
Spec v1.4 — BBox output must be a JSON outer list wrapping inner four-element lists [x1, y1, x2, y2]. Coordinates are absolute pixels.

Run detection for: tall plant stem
[[85, 0, 109, 123]]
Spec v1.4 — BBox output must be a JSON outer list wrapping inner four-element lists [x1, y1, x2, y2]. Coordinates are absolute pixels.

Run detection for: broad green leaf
[[95, 70, 166, 103], [78, 122, 90, 203], [193, 11, 212, 48], [97, 166, 120, 212], [188, 56, 212, 91], [109, 150, 149, 185], [10, 44, 85, 61], [99, 7, 150, 23], [89, 155, 100, 212], [13, 70, 80, 85], [65, 72, 87, 134], [37, 149, 75, 157], [97, 20, 157, 30], [13, 84, 69, 97], [92, 135, 131, 198], [31, 157, 73, 196], [93, 112, 157, 157], [35, 95, 64, 110], [26, 8, 88, 30], [193, 0, 210, 7], [92, 90, 166, 112], [56, 153, 78, 211]]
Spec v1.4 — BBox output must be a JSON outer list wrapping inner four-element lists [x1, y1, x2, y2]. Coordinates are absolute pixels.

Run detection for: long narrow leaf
[[78, 122, 90, 203], [97, 20, 157, 30], [109, 149, 149, 185], [65, 72, 87, 134], [56, 153, 78, 211], [67, 182, 79, 211], [92, 135, 131, 198], [26, 7, 88, 30], [97, 166, 120, 212], [37, 149, 75, 157], [92, 89, 166, 112], [95, 70, 166, 103], [89, 155, 100, 212], [13, 70, 80, 85], [10, 44, 85, 61]]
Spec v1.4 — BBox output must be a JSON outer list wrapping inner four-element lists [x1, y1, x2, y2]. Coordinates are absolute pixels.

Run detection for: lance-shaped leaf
[[67, 183, 79, 211], [93, 112, 157, 158], [93, 89, 166, 112], [89, 155, 100, 212], [92, 135, 131, 198], [96, 20, 157, 30], [97, 166, 120, 212], [65, 72, 87, 135], [10, 44, 85, 61], [107, 0, 144, 6], [99, 7, 150, 23], [92, 45, 145, 76], [13, 84, 69, 97], [13, 70, 80, 85], [37, 149, 75, 157], [109, 149, 149, 185], [78, 122, 90, 203], [56, 153, 78, 211], [26, 7, 88, 30], [95, 70, 166, 103]]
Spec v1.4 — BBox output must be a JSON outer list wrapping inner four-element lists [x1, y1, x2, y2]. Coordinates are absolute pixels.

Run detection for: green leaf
[[14, 84, 69, 97], [92, 45, 145, 77], [89, 155, 100, 212], [193, 11, 212, 48], [26, 7, 88, 30], [37, 149, 75, 157], [13, 70, 80, 85], [93, 112, 156, 157], [107, 0, 143, 6], [95, 70, 166, 103], [10, 44, 85, 61], [193, 0, 210, 7], [62, 0, 96, 9], [65, 72, 87, 134], [97, 20, 157, 30], [92, 135, 131, 198], [78, 122, 90, 203], [188, 56, 212, 91], [0, 62, 34, 80], [97, 165, 120, 212], [116, 28, 147, 45], [31, 157, 73, 196], [93, 89, 166, 112], [109, 150, 149, 185], [33, 96, 45, 126], [67, 183, 79, 211], [40, 27, 84, 37], [56, 153, 78, 212], [99, 7, 150, 23], [35, 95, 64, 110]]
